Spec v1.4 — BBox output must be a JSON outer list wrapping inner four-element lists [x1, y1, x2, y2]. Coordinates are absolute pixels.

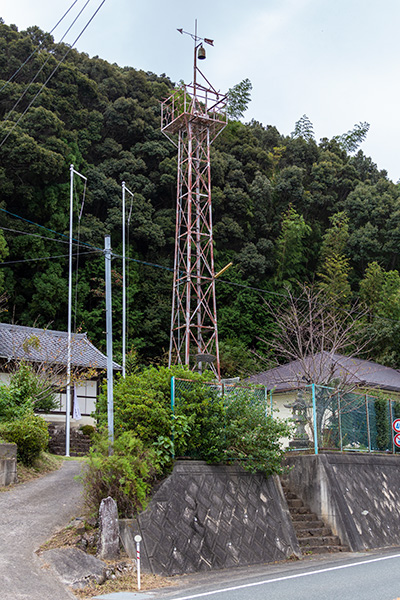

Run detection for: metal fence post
[[337, 392, 343, 452], [171, 376, 175, 459], [312, 384, 318, 455], [365, 395, 371, 452], [390, 399, 395, 453]]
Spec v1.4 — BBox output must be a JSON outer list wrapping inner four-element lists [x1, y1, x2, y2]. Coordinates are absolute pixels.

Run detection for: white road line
[[168, 552, 400, 600]]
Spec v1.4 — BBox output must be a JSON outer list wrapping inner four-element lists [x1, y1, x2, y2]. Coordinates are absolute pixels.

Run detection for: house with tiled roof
[[248, 352, 400, 394], [247, 352, 400, 450], [0, 323, 121, 427]]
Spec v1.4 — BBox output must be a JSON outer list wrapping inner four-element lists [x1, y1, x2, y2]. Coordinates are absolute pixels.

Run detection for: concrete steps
[[282, 481, 349, 555], [48, 424, 92, 456]]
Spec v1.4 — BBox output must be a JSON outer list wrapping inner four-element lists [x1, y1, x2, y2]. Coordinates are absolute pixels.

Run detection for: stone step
[[288, 506, 312, 515], [290, 512, 319, 521], [295, 527, 332, 538], [286, 498, 304, 508], [299, 535, 341, 547], [285, 491, 298, 500]]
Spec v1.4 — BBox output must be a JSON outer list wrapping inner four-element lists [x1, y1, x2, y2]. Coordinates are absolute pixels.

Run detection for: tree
[[275, 206, 311, 285], [260, 284, 370, 446], [226, 78, 252, 120], [359, 262, 400, 366], [317, 212, 351, 306], [332, 122, 370, 154], [291, 114, 315, 142], [261, 284, 369, 387]]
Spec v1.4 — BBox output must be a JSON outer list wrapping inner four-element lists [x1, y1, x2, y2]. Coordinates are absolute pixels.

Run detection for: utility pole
[[105, 234, 114, 444], [161, 21, 227, 379]]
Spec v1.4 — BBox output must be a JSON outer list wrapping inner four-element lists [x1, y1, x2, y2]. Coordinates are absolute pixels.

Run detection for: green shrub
[[214, 392, 293, 476], [96, 365, 211, 443], [80, 424, 96, 438], [81, 432, 161, 518], [0, 414, 49, 465], [174, 387, 225, 461], [0, 385, 33, 422], [9, 361, 58, 413]]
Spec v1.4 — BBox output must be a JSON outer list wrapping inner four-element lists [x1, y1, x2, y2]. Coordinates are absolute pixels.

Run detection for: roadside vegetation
[[81, 365, 292, 518], [0, 361, 55, 466]]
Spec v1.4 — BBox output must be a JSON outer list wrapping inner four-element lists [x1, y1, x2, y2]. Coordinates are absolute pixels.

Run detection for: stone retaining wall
[[285, 453, 400, 552], [0, 443, 17, 486], [120, 460, 301, 576]]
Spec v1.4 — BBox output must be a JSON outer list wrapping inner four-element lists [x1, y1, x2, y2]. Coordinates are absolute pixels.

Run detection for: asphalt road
[[151, 550, 400, 600], [0, 460, 84, 600]]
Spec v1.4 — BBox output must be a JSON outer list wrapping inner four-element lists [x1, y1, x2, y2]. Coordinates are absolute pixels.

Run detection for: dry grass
[[0, 451, 63, 491], [37, 522, 86, 553], [38, 520, 176, 598], [74, 569, 175, 599]]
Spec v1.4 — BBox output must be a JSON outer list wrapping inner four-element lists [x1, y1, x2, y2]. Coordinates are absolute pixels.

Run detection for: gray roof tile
[[0, 323, 121, 371], [247, 352, 400, 393]]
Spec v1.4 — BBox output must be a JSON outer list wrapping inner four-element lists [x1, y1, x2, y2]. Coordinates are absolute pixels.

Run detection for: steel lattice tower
[[161, 25, 227, 379]]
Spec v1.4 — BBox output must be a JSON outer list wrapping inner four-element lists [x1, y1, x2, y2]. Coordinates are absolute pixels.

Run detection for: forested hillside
[[1, 20, 400, 373]]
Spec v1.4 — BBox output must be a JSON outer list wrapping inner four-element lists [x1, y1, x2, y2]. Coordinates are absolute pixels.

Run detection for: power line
[[0, 0, 107, 149], [0, 207, 99, 249], [2, 208, 400, 330], [0, 0, 80, 93], [0, 250, 100, 266], [0, 225, 74, 246], [3, 0, 92, 122]]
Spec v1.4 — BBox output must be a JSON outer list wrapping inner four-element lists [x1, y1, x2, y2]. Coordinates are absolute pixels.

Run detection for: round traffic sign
[[393, 419, 400, 433], [394, 433, 400, 448]]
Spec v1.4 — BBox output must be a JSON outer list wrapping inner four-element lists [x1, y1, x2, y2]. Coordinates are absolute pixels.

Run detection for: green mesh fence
[[171, 378, 269, 459], [171, 378, 400, 455], [289, 384, 400, 453], [173, 378, 267, 408]]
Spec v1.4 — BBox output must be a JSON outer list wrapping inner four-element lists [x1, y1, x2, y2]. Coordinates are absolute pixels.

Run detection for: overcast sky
[[2, 0, 400, 182]]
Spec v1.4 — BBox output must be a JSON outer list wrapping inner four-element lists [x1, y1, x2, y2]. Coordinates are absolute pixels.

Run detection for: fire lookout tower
[[161, 24, 227, 379]]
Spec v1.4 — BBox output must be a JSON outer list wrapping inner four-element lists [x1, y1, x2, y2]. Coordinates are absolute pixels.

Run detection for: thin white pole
[[105, 235, 114, 444], [121, 182, 134, 379], [66, 165, 87, 457], [122, 182, 126, 378], [66, 164, 74, 457], [134, 535, 142, 590]]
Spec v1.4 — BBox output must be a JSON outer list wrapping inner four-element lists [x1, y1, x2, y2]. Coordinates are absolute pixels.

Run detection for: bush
[[8, 361, 58, 413], [81, 431, 161, 518], [96, 365, 212, 443], [174, 387, 225, 461], [0, 385, 33, 422], [80, 424, 96, 438], [214, 392, 293, 477], [0, 414, 49, 465]]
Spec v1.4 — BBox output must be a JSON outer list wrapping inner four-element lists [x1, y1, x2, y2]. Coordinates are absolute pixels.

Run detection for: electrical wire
[[3, 0, 92, 123], [0, 0, 80, 93], [3, 207, 400, 329], [0, 0, 107, 149], [0, 226, 71, 245], [74, 181, 87, 331], [0, 207, 99, 249], [0, 225, 94, 249], [0, 250, 100, 266]]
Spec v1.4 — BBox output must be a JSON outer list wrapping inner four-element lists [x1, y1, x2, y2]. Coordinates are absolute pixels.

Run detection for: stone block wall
[[285, 453, 400, 552], [48, 424, 91, 456], [0, 443, 17, 486], [121, 460, 300, 576]]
